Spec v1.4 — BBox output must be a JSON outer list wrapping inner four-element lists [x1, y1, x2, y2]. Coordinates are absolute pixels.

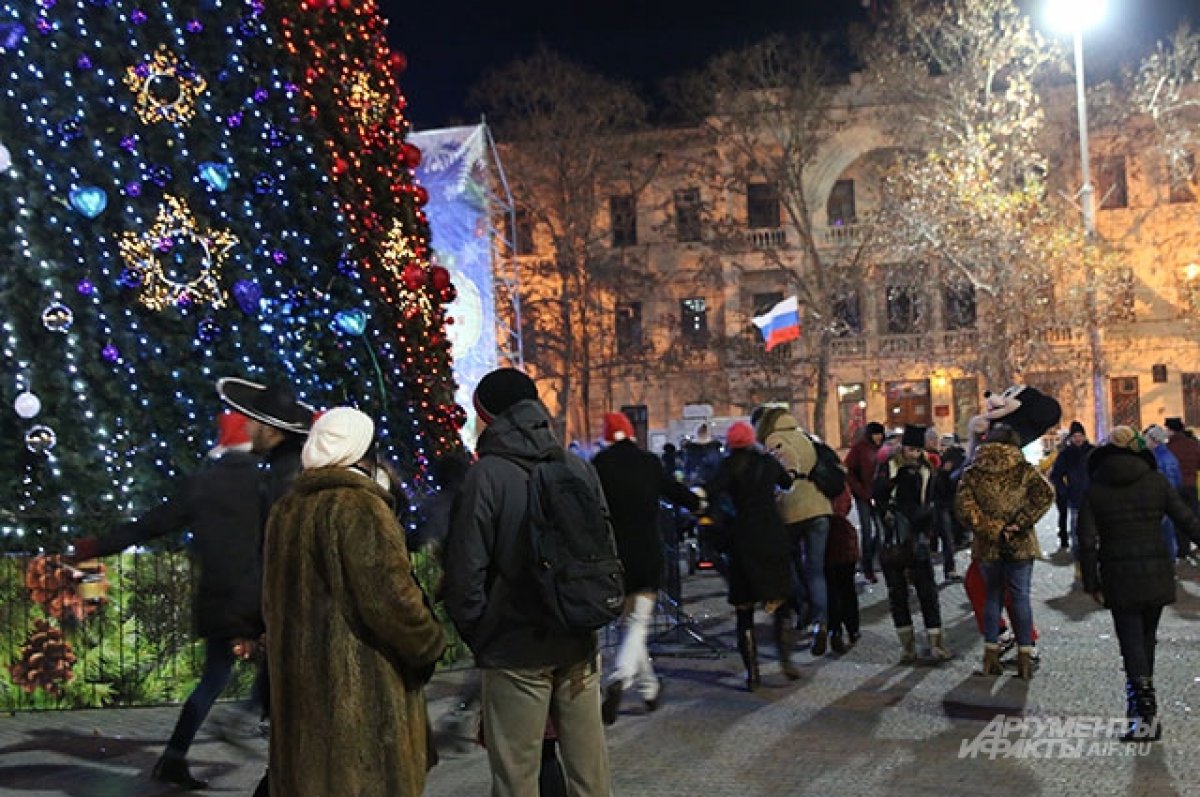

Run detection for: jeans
[[607, 593, 660, 701], [1068, 507, 1081, 562], [790, 517, 830, 625], [825, 562, 859, 636], [1110, 605, 1163, 680], [482, 655, 611, 797], [853, 496, 877, 575], [881, 556, 941, 629], [166, 637, 236, 755], [980, 559, 1034, 646]]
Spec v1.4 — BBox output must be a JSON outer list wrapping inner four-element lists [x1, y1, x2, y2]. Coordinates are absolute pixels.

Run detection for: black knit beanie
[[473, 368, 538, 424]]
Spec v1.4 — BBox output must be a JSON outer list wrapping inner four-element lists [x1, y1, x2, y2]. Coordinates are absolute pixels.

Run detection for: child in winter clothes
[[826, 486, 860, 653]]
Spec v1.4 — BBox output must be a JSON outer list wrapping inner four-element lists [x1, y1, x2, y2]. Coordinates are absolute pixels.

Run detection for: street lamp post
[[1046, 0, 1109, 439]]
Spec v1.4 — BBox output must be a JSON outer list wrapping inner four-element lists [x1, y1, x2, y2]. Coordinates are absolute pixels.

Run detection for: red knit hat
[[725, 421, 755, 449], [602, 412, 635, 443]]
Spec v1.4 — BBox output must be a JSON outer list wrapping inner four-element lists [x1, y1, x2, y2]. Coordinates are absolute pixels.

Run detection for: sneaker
[[601, 682, 622, 726]]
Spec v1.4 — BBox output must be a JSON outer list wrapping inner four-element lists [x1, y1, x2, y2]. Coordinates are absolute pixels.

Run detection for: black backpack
[[805, 436, 847, 499], [514, 455, 625, 633]]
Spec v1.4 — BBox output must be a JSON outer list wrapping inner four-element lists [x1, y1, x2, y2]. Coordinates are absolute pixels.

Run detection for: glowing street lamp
[[1044, 0, 1110, 436]]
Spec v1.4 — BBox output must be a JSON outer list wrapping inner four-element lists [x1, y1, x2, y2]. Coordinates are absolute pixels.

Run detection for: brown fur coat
[[263, 468, 446, 797], [956, 442, 1055, 563]]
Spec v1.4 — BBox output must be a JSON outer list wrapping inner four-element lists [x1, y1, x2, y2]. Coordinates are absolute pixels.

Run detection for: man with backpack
[[755, 407, 843, 657], [443, 368, 615, 797]]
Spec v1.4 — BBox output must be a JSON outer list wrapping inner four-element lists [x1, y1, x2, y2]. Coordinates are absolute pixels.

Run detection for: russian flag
[[752, 296, 801, 352]]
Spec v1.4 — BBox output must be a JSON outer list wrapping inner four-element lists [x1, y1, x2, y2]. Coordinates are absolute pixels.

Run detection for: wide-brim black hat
[[216, 377, 315, 435]]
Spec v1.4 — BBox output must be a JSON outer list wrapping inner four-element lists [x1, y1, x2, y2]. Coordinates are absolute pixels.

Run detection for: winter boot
[[829, 631, 848, 655], [1016, 645, 1036, 680], [927, 628, 953, 662], [153, 750, 207, 790], [773, 611, 800, 680], [736, 609, 761, 691], [810, 622, 828, 657], [738, 628, 761, 691], [978, 643, 1003, 676], [1122, 677, 1163, 742], [896, 625, 917, 664]]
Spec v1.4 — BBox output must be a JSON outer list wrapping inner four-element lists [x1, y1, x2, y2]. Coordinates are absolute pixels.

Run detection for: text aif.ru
[[959, 716, 1157, 759]]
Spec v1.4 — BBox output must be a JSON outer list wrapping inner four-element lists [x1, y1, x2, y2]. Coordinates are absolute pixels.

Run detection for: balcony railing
[[829, 336, 867, 358], [877, 333, 930, 356], [942, 330, 978, 351], [744, 228, 787, 249], [820, 223, 866, 246], [1037, 324, 1076, 344]]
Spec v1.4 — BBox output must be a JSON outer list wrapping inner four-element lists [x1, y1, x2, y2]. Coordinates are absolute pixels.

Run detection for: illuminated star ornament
[[118, 195, 238, 311], [124, 46, 207, 126]]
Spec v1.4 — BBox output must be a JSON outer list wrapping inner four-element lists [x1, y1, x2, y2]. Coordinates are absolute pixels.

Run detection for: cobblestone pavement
[[3, 511, 1200, 796]]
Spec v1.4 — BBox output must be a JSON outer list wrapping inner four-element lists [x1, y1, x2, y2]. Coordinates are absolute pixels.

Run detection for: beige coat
[[758, 410, 833, 524], [264, 468, 446, 797], [956, 442, 1055, 563]]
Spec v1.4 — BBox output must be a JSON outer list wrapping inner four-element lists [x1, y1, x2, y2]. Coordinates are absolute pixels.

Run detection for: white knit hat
[[302, 407, 375, 470]]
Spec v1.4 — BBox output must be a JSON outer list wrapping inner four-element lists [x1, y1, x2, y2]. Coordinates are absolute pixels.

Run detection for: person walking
[[1163, 417, 1200, 560], [844, 421, 885, 583], [1078, 425, 1200, 741], [1144, 425, 1183, 561], [704, 421, 796, 688], [825, 485, 861, 654], [443, 368, 613, 797], [955, 424, 1055, 680], [216, 376, 315, 797], [70, 411, 265, 790], [592, 411, 700, 725], [755, 407, 834, 656], [873, 425, 950, 663], [262, 407, 445, 796], [1050, 421, 1094, 581]]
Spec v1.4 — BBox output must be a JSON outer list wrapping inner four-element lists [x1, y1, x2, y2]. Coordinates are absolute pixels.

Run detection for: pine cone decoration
[[8, 619, 77, 697], [24, 555, 106, 622]]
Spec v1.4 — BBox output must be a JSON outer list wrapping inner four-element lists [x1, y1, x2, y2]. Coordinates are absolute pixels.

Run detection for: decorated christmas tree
[[0, 0, 461, 554]]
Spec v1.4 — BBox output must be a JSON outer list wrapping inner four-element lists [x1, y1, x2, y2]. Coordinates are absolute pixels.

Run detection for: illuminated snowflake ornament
[[124, 46, 207, 126]]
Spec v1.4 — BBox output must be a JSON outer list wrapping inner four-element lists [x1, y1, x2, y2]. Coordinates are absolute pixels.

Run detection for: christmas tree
[[0, 0, 461, 553]]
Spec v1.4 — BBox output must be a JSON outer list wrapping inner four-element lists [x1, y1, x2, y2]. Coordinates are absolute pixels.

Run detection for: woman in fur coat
[[955, 424, 1054, 680], [263, 408, 446, 797]]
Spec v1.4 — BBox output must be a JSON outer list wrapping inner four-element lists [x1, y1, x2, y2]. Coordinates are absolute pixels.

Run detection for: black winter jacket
[[1078, 445, 1200, 609], [593, 439, 699, 594], [443, 399, 605, 669], [92, 450, 265, 639]]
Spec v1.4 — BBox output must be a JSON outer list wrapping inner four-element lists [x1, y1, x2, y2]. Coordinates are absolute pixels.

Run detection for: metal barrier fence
[[1, 548, 467, 712]]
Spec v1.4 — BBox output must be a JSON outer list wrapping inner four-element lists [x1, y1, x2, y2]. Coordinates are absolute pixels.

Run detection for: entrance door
[[886, 379, 931, 429], [1183, 373, 1200, 428], [1109, 376, 1141, 429]]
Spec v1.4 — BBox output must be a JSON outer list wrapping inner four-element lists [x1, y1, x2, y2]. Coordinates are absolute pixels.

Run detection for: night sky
[[381, 0, 1200, 131]]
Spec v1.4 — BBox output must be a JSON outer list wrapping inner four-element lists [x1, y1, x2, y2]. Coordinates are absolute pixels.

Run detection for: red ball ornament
[[402, 143, 422, 169], [440, 285, 457, 303], [412, 185, 429, 207], [429, 265, 451, 291], [451, 404, 468, 428], [402, 262, 425, 292], [389, 52, 408, 74], [332, 157, 349, 175]]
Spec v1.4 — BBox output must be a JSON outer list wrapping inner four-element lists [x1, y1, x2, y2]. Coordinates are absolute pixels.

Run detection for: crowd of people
[[67, 367, 1200, 795]]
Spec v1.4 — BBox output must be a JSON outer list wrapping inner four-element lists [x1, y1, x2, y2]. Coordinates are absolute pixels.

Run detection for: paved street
[[3, 511, 1200, 796]]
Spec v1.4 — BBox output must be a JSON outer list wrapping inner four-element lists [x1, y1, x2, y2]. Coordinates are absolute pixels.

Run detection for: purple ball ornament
[[197, 317, 220, 342], [272, 250, 288, 265], [101, 343, 120, 363], [185, 19, 203, 33], [76, 54, 93, 70], [232, 280, 262, 314], [118, 269, 142, 289], [76, 278, 95, 296], [226, 112, 243, 129], [124, 181, 142, 197], [130, 9, 147, 25], [120, 135, 138, 152], [253, 88, 268, 103], [35, 18, 53, 36]]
